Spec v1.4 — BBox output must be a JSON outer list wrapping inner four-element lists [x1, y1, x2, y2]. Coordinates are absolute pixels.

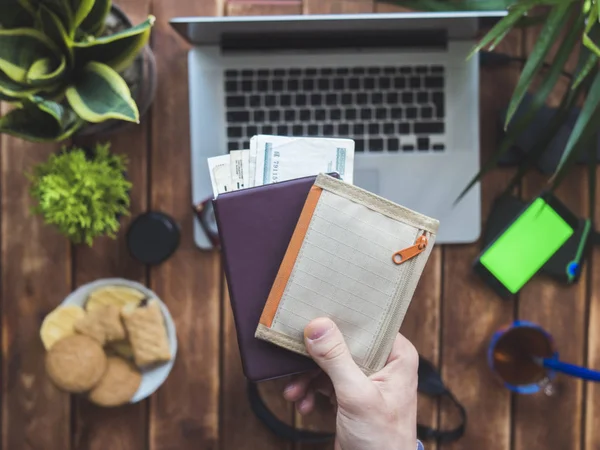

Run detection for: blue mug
[[488, 320, 558, 395]]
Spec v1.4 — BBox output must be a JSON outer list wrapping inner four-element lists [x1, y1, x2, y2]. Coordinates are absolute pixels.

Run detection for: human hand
[[283, 317, 419, 450]]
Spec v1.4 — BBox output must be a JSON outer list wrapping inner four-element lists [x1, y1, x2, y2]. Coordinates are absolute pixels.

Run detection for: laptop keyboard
[[224, 65, 446, 153]]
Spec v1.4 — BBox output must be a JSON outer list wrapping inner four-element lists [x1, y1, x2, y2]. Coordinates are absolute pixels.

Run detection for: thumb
[[304, 318, 370, 397]]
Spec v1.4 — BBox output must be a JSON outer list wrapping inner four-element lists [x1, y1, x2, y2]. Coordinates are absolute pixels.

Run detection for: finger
[[304, 317, 371, 398], [297, 389, 316, 415], [283, 370, 321, 402], [372, 334, 419, 394]]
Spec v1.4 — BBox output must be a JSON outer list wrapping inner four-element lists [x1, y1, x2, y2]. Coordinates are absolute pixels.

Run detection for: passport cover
[[255, 174, 440, 375], [213, 176, 322, 382]]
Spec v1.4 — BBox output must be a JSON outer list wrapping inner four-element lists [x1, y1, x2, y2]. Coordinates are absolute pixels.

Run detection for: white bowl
[[61, 278, 177, 403]]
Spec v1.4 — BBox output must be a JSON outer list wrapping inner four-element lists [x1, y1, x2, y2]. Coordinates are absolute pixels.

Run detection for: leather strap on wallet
[[246, 356, 466, 445]]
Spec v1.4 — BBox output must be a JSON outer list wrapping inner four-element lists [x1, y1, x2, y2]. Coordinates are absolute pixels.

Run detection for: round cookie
[[46, 335, 107, 393], [88, 356, 142, 407]]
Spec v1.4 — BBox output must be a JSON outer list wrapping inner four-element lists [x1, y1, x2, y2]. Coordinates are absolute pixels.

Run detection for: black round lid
[[126, 211, 180, 265]]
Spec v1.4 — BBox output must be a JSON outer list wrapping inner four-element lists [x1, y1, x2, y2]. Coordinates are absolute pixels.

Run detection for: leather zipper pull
[[392, 233, 428, 265]]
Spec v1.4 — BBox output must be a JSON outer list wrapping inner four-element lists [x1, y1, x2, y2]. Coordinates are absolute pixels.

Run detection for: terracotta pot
[[77, 4, 157, 138]]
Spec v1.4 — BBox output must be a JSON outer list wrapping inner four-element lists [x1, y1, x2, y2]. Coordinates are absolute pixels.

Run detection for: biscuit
[[121, 299, 171, 367], [86, 286, 146, 312], [108, 340, 135, 360], [88, 356, 142, 407], [75, 305, 126, 345], [40, 305, 86, 350], [45, 335, 107, 393]]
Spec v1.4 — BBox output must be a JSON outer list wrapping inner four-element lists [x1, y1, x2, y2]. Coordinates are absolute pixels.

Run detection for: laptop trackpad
[[354, 169, 380, 194]]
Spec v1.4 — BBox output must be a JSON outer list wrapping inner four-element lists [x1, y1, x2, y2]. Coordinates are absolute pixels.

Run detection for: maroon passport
[[213, 176, 320, 382]]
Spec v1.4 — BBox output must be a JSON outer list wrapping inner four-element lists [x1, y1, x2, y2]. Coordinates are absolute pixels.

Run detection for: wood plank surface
[[513, 26, 587, 450], [439, 31, 523, 450], [71, 129, 149, 450], [304, 0, 373, 14], [586, 168, 600, 450], [71, 0, 152, 448], [1, 134, 72, 449], [148, 0, 223, 448]]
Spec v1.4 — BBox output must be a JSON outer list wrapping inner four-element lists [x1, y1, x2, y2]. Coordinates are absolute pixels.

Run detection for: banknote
[[253, 135, 355, 185], [248, 137, 258, 188], [207, 154, 232, 196], [230, 150, 249, 191]]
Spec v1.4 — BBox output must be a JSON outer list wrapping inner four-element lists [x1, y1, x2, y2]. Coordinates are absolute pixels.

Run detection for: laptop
[[170, 12, 506, 249]]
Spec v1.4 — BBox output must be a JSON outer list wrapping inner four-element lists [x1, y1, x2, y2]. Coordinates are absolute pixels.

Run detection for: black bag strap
[[247, 382, 334, 443], [246, 356, 466, 444]]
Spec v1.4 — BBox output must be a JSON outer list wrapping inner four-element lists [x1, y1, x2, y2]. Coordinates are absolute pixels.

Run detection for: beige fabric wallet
[[255, 174, 439, 375]]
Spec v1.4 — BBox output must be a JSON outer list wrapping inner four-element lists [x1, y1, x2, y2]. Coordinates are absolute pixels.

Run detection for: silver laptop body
[[170, 12, 506, 249]]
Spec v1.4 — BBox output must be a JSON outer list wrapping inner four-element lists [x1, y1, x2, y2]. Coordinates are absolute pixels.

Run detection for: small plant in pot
[[0, 0, 156, 142], [28, 142, 132, 246]]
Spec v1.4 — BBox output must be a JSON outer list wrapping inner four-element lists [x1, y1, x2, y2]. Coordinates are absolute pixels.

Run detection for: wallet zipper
[[368, 230, 429, 369], [392, 232, 428, 265]]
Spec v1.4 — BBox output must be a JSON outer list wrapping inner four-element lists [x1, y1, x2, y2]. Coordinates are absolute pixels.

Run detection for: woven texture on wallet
[[256, 174, 439, 375]]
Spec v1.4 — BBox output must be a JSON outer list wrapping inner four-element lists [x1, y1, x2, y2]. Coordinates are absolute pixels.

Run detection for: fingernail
[[284, 383, 295, 394], [298, 399, 310, 414], [306, 318, 334, 341]]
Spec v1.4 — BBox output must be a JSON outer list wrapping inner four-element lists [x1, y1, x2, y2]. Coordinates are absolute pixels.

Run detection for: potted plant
[[0, 0, 156, 142], [390, 0, 600, 212], [28, 142, 132, 246]]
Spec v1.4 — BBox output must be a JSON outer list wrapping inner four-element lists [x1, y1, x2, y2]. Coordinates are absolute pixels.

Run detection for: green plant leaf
[[0, 98, 83, 142], [78, 0, 111, 36], [553, 70, 600, 183], [74, 16, 155, 73], [468, 2, 536, 59], [0, 71, 44, 98], [0, 0, 34, 28], [37, 0, 75, 34], [70, 0, 95, 29], [572, 52, 598, 89], [501, 43, 598, 195], [36, 4, 72, 60], [504, 1, 573, 128], [0, 28, 62, 84], [502, 83, 586, 196], [588, 134, 596, 224], [28, 142, 131, 245], [66, 61, 139, 123], [583, 5, 600, 57], [501, 11, 582, 154], [26, 55, 67, 85]]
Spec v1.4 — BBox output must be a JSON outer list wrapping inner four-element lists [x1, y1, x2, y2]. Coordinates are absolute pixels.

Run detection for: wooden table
[[3, 1, 599, 449]]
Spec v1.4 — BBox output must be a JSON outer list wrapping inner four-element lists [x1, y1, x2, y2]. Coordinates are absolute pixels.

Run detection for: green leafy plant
[[0, 0, 155, 142], [29, 142, 131, 245], [390, 0, 600, 218]]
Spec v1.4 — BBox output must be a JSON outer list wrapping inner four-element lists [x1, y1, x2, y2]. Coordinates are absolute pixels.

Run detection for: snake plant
[[0, 0, 155, 142], [390, 0, 600, 218]]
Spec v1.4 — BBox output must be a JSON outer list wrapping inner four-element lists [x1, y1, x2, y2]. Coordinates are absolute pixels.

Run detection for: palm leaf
[[468, 4, 533, 59], [588, 136, 596, 224], [504, 1, 574, 128], [501, 76, 589, 196], [553, 69, 600, 180]]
